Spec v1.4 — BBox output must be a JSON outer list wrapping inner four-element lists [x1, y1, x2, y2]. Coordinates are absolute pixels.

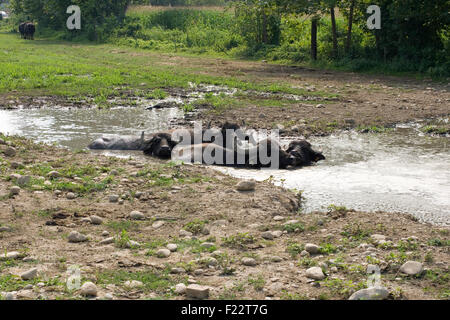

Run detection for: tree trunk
[[262, 10, 268, 44], [345, 0, 355, 54], [311, 17, 318, 60], [330, 6, 338, 59]]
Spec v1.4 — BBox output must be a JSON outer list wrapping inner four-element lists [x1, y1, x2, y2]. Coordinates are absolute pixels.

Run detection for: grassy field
[[0, 33, 333, 98]]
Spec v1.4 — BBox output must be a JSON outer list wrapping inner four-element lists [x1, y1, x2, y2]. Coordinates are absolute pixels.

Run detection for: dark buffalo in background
[[19, 22, 26, 38], [24, 22, 35, 40]]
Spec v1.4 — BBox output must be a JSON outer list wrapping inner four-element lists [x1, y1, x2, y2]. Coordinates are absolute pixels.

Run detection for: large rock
[[17, 176, 31, 186], [4, 147, 16, 157], [241, 257, 257, 266], [349, 287, 389, 300], [305, 243, 319, 254], [399, 261, 423, 276], [0, 251, 21, 260], [68, 231, 88, 243], [89, 215, 103, 225], [10, 186, 21, 195], [235, 180, 256, 192], [130, 211, 145, 220], [20, 268, 38, 280], [156, 249, 171, 258], [186, 284, 209, 299], [305, 267, 325, 280], [175, 283, 187, 294], [80, 282, 98, 297], [261, 231, 274, 240]]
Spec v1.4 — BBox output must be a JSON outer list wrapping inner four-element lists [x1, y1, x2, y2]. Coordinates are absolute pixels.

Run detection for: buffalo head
[[286, 140, 325, 167], [142, 133, 177, 159]]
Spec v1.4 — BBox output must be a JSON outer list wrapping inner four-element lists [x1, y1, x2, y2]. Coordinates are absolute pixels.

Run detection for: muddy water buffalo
[[286, 140, 325, 166], [88, 132, 146, 150], [141, 132, 178, 159]]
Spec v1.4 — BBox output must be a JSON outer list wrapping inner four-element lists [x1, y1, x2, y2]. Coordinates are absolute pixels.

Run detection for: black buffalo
[[286, 140, 325, 167], [141, 132, 178, 159], [19, 22, 26, 39], [20, 22, 35, 40]]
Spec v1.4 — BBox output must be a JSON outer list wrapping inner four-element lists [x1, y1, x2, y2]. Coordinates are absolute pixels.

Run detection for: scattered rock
[[68, 231, 88, 243], [10, 186, 21, 195], [273, 216, 284, 221], [171, 268, 185, 274], [0, 251, 22, 260], [89, 215, 103, 225], [99, 237, 114, 245], [20, 268, 38, 280], [400, 261, 423, 276], [349, 287, 389, 300], [271, 256, 282, 263], [261, 231, 274, 240], [66, 192, 76, 200], [130, 211, 145, 220], [371, 234, 386, 242], [241, 257, 257, 266], [236, 180, 256, 192], [80, 282, 98, 297], [125, 240, 140, 248], [152, 221, 165, 229], [272, 230, 283, 238], [124, 280, 143, 289], [300, 250, 310, 257], [103, 293, 113, 300], [186, 284, 209, 299], [200, 242, 215, 249], [101, 231, 109, 237], [156, 249, 171, 258], [109, 195, 119, 203], [17, 175, 31, 186], [167, 243, 178, 252], [175, 283, 187, 294], [305, 243, 319, 254], [4, 292, 16, 300], [305, 267, 325, 280], [47, 171, 60, 179], [0, 226, 12, 232], [4, 147, 16, 157], [179, 229, 193, 237]]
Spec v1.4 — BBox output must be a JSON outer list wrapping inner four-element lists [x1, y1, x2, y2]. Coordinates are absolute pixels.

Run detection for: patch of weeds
[[248, 274, 265, 291], [218, 282, 244, 300], [341, 223, 372, 241], [183, 219, 208, 235], [280, 290, 309, 300], [286, 242, 304, 259], [96, 269, 174, 294], [146, 89, 168, 99], [385, 251, 408, 265], [397, 240, 418, 252], [282, 222, 304, 233], [221, 233, 256, 250], [421, 125, 449, 135], [427, 238, 450, 247], [0, 274, 40, 291], [115, 229, 130, 248], [216, 252, 235, 275], [175, 238, 216, 254], [298, 257, 317, 267], [327, 204, 348, 214], [424, 269, 449, 285], [322, 278, 366, 299], [106, 220, 140, 233], [319, 243, 338, 255], [424, 251, 434, 263], [356, 125, 392, 133]]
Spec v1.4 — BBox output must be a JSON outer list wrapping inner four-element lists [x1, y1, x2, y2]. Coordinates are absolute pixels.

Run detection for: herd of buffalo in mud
[[89, 122, 325, 169]]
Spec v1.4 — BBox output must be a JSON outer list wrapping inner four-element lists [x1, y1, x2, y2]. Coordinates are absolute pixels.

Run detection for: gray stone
[[236, 180, 256, 192], [152, 221, 165, 229], [89, 215, 103, 225], [271, 256, 282, 263], [80, 282, 98, 297], [4, 292, 16, 300], [261, 231, 274, 240], [99, 237, 114, 245], [399, 261, 423, 276], [0, 138, 5, 145], [179, 229, 193, 237], [305, 267, 325, 280], [20, 268, 38, 280], [4, 147, 16, 157], [171, 268, 185, 274], [241, 257, 257, 266], [273, 216, 284, 221], [17, 176, 31, 186], [103, 293, 113, 300], [10, 186, 21, 195], [124, 280, 143, 289], [371, 234, 386, 242], [66, 192, 76, 200], [186, 284, 209, 299], [109, 195, 119, 203], [349, 287, 389, 300], [68, 231, 88, 243], [0, 251, 21, 260], [200, 242, 215, 249], [175, 283, 187, 294], [130, 211, 145, 220], [272, 230, 283, 238], [125, 240, 140, 248], [300, 250, 310, 257], [167, 243, 178, 252], [305, 243, 319, 254], [156, 249, 171, 258], [0, 226, 12, 232]]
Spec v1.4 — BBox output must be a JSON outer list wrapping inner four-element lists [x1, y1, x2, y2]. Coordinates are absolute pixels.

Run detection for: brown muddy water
[[0, 107, 449, 225]]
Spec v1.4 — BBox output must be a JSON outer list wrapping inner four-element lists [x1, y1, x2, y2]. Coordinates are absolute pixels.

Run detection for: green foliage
[[221, 232, 256, 249]]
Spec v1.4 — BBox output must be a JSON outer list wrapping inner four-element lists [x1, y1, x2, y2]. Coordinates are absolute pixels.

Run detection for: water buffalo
[[19, 22, 26, 39], [24, 22, 35, 40], [88, 132, 146, 150], [286, 140, 325, 166], [141, 132, 178, 159]]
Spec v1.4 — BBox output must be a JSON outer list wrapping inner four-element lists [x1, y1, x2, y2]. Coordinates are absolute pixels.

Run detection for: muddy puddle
[[0, 105, 448, 225]]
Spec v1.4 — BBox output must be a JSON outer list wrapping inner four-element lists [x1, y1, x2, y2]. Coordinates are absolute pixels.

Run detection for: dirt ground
[[0, 135, 448, 300]]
